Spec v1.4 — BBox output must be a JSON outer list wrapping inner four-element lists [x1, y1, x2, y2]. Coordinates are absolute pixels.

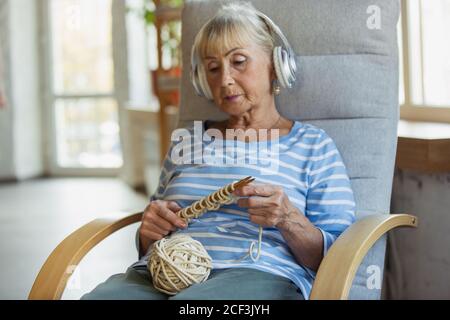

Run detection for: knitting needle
[[233, 176, 255, 189]]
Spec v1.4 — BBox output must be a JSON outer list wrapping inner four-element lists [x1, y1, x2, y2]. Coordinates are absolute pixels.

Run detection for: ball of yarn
[[148, 234, 213, 295]]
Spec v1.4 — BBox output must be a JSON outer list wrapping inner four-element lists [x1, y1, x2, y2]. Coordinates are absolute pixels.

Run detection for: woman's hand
[[233, 183, 301, 230], [234, 182, 324, 271], [139, 200, 186, 255]]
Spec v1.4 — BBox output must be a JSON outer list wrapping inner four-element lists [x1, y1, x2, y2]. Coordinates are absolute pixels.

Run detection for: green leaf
[[144, 10, 155, 25]]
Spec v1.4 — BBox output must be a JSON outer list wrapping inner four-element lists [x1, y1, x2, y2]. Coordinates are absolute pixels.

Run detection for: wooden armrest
[[28, 212, 143, 300], [310, 213, 418, 300]]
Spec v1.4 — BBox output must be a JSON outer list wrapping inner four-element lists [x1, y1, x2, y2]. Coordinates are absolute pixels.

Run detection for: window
[[400, 0, 450, 123], [126, 0, 158, 109], [43, 0, 124, 173]]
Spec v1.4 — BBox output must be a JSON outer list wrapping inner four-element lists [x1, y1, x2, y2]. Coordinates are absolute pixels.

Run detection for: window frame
[[399, 0, 450, 124], [39, 0, 128, 176]]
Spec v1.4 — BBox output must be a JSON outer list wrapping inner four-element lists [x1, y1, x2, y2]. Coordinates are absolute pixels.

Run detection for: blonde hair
[[192, 2, 275, 63]]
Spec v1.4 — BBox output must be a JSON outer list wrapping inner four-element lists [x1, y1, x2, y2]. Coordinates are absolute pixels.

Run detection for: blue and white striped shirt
[[134, 120, 356, 299]]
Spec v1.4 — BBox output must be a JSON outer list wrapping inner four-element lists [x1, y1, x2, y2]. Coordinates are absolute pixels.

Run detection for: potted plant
[[129, 0, 183, 109], [131, 0, 183, 69]]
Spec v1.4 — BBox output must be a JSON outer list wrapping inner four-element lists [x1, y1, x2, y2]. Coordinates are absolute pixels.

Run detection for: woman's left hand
[[233, 183, 301, 229], [234, 182, 324, 271]]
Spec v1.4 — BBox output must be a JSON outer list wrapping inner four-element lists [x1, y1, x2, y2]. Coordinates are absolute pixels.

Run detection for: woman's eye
[[233, 59, 246, 66], [208, 67, 219, 73]]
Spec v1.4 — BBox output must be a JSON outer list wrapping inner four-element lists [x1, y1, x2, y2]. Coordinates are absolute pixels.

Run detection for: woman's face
[[203, 42, 275, 116]]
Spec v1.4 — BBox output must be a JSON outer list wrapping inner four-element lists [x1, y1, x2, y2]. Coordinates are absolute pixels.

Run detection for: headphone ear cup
[[274, 46, 297, 89], [273, 46, 288, 88], [282, 49, 296, 86]]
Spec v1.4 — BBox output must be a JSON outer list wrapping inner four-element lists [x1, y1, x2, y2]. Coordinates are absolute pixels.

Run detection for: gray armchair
[[29, 0, 417, 300]]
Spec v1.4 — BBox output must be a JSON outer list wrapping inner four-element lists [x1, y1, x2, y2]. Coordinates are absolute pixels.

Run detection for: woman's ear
[[269, 64, 276, 82]]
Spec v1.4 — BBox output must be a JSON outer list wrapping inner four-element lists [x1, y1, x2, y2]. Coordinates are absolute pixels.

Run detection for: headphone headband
[[256, 12, 294, 57]]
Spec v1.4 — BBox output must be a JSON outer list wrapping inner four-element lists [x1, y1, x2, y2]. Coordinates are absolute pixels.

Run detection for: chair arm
[[309, 213, 418, 300], [28, 212, 143, 300]]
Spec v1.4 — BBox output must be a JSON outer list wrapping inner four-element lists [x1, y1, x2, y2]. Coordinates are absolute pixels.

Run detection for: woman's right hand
[[139, 200, 186, 254]]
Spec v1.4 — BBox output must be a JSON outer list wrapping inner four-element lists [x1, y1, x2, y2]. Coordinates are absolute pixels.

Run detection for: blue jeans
[[81, 266, 304, 300]]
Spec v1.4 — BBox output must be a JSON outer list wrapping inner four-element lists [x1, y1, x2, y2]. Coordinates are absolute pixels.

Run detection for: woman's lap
[[81, 267, 304, 300], [171, 267, 304, 300], [80, 266, 166, 300]]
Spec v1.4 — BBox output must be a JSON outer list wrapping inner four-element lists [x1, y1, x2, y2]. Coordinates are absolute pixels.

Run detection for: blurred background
[[0, 0, 449, 299]]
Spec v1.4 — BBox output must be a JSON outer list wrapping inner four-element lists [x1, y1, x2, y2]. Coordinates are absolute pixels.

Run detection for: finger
[[143, 205, 174, 232], [140, 229, 164, 242], [234, 183, 276, 197], [143, 203, 153, 220], [248, 207, 270, 216], [156, 205, 187, 228], [249, 214, 273, 228], [142, 212, 173, 234], [151, 216, 176, 233], [167, 201, 182, 213], [147, 221, 171, 236], [237, 196, 271, 208]]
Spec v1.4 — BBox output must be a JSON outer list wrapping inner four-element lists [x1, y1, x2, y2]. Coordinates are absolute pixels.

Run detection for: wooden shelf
[[152, 0, 183, 163], [157, 74, 180, 91], [155, 6, 182, 21], [396, 120, 450, 173]]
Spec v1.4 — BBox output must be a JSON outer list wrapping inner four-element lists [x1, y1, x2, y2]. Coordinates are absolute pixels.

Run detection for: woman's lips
[[224, 95, 242, 102]]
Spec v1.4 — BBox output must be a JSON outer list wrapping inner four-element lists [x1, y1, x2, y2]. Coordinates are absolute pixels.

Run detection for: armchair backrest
[[177, 0, 400, 299]]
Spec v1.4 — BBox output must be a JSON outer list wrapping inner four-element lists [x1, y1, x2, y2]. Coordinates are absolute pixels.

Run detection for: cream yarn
[[148, 234, 212, 295]]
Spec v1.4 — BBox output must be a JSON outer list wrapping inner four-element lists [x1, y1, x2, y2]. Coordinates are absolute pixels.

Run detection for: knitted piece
[[177, 176, 255, 222]]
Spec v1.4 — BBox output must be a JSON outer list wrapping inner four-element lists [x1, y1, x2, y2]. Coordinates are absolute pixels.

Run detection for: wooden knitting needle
[[176, 176, 255, 223], [233, 176, 255, 189]]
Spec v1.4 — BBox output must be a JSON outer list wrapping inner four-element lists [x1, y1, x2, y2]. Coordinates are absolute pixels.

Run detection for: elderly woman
[[82, 1, 355, 300]]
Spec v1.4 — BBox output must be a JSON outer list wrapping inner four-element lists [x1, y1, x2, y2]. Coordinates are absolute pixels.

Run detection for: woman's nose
[[221, 68, 235, 87]]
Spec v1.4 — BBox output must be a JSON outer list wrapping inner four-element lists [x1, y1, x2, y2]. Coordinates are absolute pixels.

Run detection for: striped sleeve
[[137, 143, 176, 257], [149, 142, 176, 202], [305, 129, 356, 257]]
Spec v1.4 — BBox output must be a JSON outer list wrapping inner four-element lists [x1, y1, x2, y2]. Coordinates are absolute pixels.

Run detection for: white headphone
[[190, 10, 297, 100]]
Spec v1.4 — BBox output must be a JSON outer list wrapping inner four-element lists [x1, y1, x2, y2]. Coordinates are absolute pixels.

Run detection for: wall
[[0, 0, 15, 179], [385, 168, 450, 299], [0, 0, 43, 180], [9, 0, 43, 179]]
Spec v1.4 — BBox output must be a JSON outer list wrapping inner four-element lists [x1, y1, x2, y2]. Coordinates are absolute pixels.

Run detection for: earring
[[273, 85, 281, 95]]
